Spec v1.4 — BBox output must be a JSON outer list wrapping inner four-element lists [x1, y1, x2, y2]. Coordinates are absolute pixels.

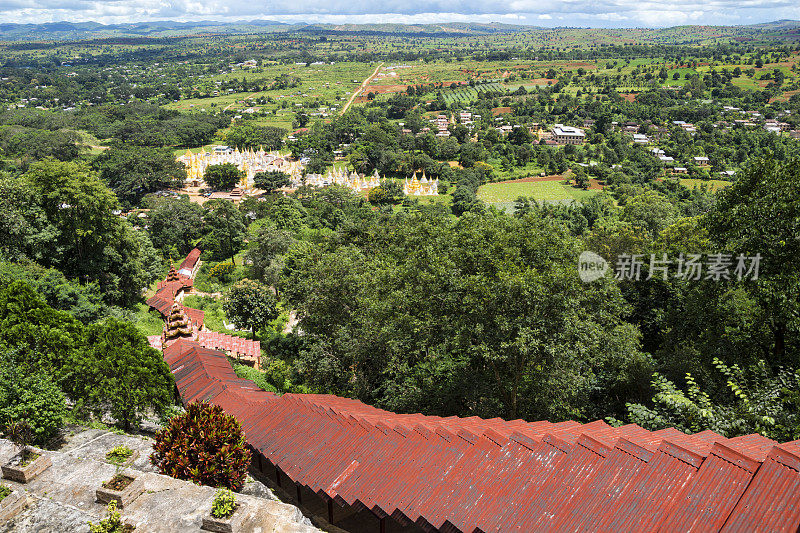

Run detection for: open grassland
[[478, 180, 597, 204]]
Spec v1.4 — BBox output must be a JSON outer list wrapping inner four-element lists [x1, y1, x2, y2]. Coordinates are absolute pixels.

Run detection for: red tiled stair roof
[[159, 338, 800, 533]]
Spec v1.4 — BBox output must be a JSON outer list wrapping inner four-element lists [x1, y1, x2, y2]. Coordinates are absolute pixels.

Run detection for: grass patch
[[192, 258, 246, 293], [105, 445, 134, 466], [182, 295, 228, 333], [232, 363, 279, 393], [680, 178, 732, 192], [478, 180, 597, 204], [133, 303, 166, 337]]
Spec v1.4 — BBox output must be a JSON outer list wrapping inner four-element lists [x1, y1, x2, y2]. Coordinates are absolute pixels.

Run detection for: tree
[[0, 171, 51, 263], [253, 171, 290, 194], [204, 163, 243, 191], [458, 142, 485, 168], [202, 200, 247, 263], [367, 180, 405, 205], [69, 318, 174, 432], [0, 127, 82, 161], [150, 402, 252, 490], [225, 124, 285, 151], [0, 261, 105, 324], [573, 166, 589, 190], [281, 211, 649, 421], [451, 186, 480, 216], [245, 226, 295, 287], [223, 279, 279, 339], [21, 160, 161, 306], [621, 359, 799, 441], [704, 157, 800, 363], [148, 196, 206, 258], [94, 145, 186, 208], [0, 281, 86, 375], [620, 190, 679, 238], [0, 354, 67, 446]]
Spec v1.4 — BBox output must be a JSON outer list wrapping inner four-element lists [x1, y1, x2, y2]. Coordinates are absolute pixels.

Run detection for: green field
[[478, 180, 598, 204], [441, 82, 508, 105], [680, 179, 733, 192]]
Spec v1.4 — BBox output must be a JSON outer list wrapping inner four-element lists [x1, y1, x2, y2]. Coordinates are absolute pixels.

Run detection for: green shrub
[[149, 402, 251, 490], [232, 364, 279, 393], [105, 445, 134, 465], [88, 501, 133, 533], [211, 488, 237, 519], [0, 485, 11, 503], [0, 370, 66, 446], [207, 262, 235, 280]]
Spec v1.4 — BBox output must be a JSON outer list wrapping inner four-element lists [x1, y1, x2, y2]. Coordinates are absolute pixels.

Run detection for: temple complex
[[301, 168, 382, 191], [146, 248, 262, 367], [179, 147, 439, 198], [162, 302, 194, 346], [402, 171, 439, 196], [178, 146, 303, 192]]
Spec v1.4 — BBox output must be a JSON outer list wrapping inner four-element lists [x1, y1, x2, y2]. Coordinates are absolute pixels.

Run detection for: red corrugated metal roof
[[721, 440, 800, 533], [157, 340, 800, 533], [180, 247, 201, 273], [659, 439, 773, 532]]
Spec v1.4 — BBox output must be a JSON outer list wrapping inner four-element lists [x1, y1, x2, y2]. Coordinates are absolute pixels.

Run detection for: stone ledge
[[0, 436, 320, 533]]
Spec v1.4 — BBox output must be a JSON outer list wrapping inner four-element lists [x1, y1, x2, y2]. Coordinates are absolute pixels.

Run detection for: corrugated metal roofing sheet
[[721, 440, 800, 533], [162, 339, 800, 533]]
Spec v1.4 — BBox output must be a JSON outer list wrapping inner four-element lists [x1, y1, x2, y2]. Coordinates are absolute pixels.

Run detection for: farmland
[[441, 83, 508, 105], [679, 178, 734, 192]]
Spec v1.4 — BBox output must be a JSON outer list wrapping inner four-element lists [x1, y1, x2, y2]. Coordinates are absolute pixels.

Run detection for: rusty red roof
[[179, 247, 201, 275], [157, 338, 800, 533]]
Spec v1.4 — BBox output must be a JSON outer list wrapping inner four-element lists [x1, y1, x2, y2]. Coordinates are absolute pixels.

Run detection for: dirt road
[[341, 62, 384, 114]]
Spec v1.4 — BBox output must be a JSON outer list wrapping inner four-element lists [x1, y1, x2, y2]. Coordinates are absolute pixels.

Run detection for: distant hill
[[0, 19, 798, 42], [290, 22, 529, 36], [0, 20, 292, 40]]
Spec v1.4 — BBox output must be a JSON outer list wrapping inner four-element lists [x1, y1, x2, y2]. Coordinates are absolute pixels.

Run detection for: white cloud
[[0, 0, 799, 27]]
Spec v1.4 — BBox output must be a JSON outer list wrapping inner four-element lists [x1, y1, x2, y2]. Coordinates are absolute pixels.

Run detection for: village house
[[551, 124, 585, 145]]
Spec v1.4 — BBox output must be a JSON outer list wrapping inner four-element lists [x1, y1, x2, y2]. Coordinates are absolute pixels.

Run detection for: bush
[[105, 445, 134, 465], [150, 402, 251, 490], [211, 488, 237, 519], [207, 262, 235, 280], [0, 485, 10, 502], [0, 370, 66, 446], [88, 501, 133, 533]]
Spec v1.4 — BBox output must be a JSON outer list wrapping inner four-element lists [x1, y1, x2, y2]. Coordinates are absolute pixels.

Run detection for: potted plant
[[0, 484, 27, 523], [105, 445, 138, 468], [96, 465, 144, 509], [1, 421, 52, 484], [201, 488, 248, 533]]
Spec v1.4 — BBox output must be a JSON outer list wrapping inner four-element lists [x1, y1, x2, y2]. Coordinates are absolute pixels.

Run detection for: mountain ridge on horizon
[[0, 18, 799, 41]]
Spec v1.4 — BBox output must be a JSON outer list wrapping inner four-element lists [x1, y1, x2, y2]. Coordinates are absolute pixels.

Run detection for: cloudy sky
[[2, 0, 799, 28]]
